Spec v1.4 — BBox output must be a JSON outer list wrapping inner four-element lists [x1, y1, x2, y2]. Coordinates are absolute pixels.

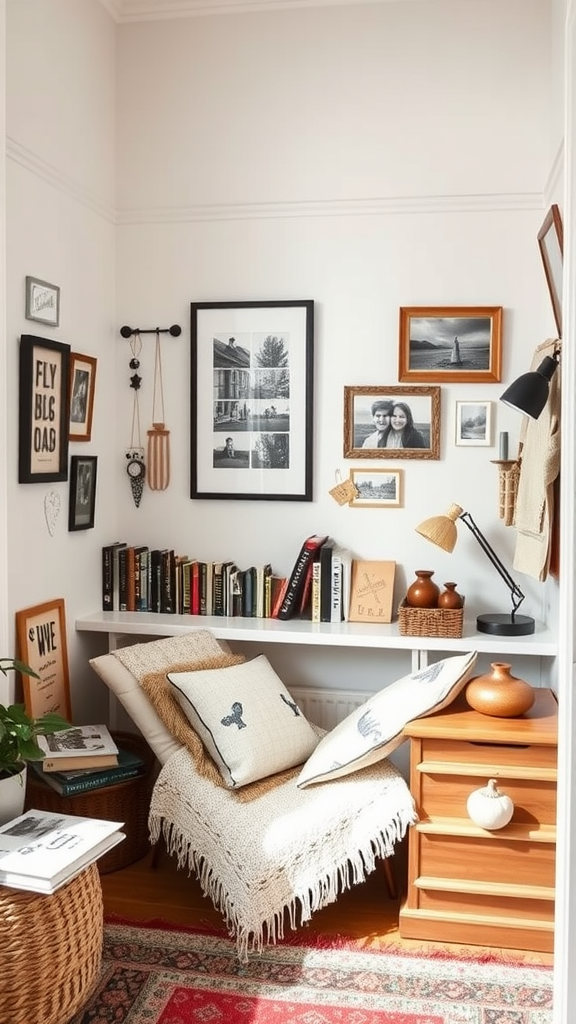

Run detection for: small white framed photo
[[454, 400, 492, 447], [25, 276, 60, 327], [349, 468, 403, 508]]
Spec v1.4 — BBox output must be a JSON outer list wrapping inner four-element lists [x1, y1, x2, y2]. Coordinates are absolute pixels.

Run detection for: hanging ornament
[[147, 329, 171, 490], [126, 331, 146, 507]]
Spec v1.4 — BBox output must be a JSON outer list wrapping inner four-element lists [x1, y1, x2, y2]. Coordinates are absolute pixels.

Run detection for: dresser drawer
[[414, 887, 554, 924], [418, 832, 556, 889], [417, 773, 557, 825], [419, 737, 557, 773]]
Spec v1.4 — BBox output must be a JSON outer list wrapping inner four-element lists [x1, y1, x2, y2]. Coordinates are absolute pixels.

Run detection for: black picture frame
[[190, 299, 314, 500], [18, 334, 70, 483], [68, 455, 97, 531]]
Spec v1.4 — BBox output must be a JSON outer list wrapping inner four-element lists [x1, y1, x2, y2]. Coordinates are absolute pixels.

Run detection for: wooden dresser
[[399, 687, 557, 953]]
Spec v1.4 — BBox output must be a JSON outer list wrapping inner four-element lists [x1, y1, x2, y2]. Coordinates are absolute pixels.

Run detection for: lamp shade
[[415, 503, 462, 553], [500, 354, 559, 419]]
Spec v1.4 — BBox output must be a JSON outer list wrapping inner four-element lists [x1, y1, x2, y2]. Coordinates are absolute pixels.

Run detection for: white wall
[[114, 0, 555, 640], [5, 0, 117, 715]]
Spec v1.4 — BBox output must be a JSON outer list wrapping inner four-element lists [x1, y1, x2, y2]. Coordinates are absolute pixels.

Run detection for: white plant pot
[[0, 764, 27, 825]]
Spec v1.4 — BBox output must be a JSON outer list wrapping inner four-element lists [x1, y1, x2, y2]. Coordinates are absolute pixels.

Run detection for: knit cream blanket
[[149, 748, 416, 960]]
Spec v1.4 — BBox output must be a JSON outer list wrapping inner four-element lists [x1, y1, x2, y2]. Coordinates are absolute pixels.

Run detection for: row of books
[[0, 808, 125, 894], [102, 542, 286, 618], [34, 723, 147, 796], [103, 537, 396, 625]]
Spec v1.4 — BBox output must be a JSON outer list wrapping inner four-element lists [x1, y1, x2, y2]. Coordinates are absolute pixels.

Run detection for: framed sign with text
[[18, 334, 70, 483], [15, 598, 72, 720]]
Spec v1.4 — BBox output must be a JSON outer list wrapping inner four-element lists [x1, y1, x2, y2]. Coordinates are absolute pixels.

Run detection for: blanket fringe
[[149, 807, 411, 963]]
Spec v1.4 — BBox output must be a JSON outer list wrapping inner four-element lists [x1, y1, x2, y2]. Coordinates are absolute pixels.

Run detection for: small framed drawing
[[348, 468, 403, 507], [191, 299, 314, 500], [68, 454, 97, 530], [344, 385, 440, 460], [25, 276, 60, 327], [69, 352, 97, 441], [454, 400, 492, 447], [398, 306, 502, 383], [18, 334, 70, 484], [15, 598, 72, 720], [537, 204, 563, 337]]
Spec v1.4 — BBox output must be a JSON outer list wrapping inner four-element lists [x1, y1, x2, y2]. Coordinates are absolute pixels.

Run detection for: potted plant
[[0, 658, 70, 824]]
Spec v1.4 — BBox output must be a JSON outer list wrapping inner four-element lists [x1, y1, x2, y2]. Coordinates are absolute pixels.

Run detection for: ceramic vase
[[465, 662, 535, 718], [438, 582, 464, 610], [406, 570, 440, 608], [0, 763, 27, 825]]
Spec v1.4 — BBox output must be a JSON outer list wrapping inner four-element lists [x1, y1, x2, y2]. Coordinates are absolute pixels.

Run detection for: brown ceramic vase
[[406, 570, 440, 608], [438, 582, 464, 610], [465, 662, 535, 718]]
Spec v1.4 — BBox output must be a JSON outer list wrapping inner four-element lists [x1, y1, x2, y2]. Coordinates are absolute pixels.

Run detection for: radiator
[[290, 686, 373, 730]]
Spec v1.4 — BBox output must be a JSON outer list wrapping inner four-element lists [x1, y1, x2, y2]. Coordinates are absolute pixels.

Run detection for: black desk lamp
[[415, 503, 535, 636], [500, 346, 560, 419]]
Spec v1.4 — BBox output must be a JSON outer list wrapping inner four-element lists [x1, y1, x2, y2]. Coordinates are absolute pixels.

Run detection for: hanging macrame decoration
[[126, 331, 146, 507], [147, 328, 170, 490]]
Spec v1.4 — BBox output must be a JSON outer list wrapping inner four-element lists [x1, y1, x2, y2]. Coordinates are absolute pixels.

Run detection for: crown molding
[[103, 0, 430, 22], [116, 191, 543, 225], [6, 137, 117, 224]]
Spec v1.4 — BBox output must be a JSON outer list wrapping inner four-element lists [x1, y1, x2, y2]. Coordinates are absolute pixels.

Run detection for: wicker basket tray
[[1, 862, 103, 1024], [26, 731, 156, 874], [398, 598, 465, 638]]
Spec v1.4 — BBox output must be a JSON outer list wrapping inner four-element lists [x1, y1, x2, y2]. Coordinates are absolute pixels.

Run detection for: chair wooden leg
[[381, 855, 397, 900]]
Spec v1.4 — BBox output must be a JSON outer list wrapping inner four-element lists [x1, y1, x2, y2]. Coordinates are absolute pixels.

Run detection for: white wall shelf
[[75, 611, 558, 663]]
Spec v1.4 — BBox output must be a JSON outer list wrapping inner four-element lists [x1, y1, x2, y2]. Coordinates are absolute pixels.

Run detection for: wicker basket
[[0, 862, 103, 1024], [26, 731, 156, 874], [398, 598, 465, 638]]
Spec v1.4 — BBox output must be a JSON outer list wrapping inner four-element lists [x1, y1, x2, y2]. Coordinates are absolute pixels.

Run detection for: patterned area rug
[[70, 922, 553, 1024]]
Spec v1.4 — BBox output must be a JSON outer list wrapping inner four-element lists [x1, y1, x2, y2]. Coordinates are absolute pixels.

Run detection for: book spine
[[102, 545, 114, 611], [320, 542, 335, 622], [126, 547, 136, 612], [118, 546, 128, 611], [277, 538, 326, 621], [311, 561, 321, 623], [191, 561, 201, 615], [331, 555, 343, 623], [213, 563, 224, 616], [54, 765, 144, 796]]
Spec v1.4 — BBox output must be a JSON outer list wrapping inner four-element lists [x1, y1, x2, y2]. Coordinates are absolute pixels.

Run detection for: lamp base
[[476, 613, 535, 637]]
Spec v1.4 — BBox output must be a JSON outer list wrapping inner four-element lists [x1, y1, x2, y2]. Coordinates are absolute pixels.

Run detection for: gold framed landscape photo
[[349, 468, 403, 507], [454, 400, 492, 447], [344, 385, 440, 460], [191, 299, 314, 500], [69, 352, 97, 441], [25, 276, 60, 327], [537, 204, 563, 337], [398, 306, 502, 383], [15, 598, 72, 720]]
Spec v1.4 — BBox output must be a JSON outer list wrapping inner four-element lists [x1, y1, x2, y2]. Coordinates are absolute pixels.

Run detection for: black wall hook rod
[[120, 325, 182, 338]]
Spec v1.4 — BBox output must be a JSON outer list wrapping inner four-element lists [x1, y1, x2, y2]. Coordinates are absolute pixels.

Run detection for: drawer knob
[[466, 778, 514, 830]]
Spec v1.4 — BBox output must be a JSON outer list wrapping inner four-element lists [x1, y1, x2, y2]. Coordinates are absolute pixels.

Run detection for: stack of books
[[33, 724, 147, 796], [0, 808, 125, 894]]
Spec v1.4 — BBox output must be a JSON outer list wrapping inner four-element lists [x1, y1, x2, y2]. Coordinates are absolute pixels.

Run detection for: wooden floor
[[100, 841, 554, 966]]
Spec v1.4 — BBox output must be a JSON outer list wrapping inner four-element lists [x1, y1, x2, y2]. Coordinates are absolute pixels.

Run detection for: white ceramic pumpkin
[[466, 778, 514, 830]]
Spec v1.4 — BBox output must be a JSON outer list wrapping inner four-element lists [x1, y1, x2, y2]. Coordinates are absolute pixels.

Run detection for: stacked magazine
[[36, 724, 120, 772], [0, 808, 125, 894]]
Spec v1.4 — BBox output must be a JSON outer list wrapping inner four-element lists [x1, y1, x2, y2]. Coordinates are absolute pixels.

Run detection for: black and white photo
[[455, 400, 492, 447], [349, 468, 403, 508], [191, 300, 313, 499], [398, 306, 502, 383], [68, 454, 97, 530], [344, 385, 440, 460]]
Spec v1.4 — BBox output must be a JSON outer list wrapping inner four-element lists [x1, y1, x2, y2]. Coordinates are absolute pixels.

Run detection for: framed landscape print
[[349, 468, 403, 507], [15, 598, 72, 720], [398, 306, 502, 383], [18, 334, 70, 483], [344, 385, 441, 460], [454, 400, 492, 447], [190, 300, 314, 500]]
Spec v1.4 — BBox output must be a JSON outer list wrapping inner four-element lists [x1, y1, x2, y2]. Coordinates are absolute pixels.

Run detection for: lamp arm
[[459, 511, 525, 619]]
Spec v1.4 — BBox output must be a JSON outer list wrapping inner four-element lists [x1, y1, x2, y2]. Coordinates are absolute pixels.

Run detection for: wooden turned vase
[[406, 570, 440, 609], [438, 582, 464, 610], [465, 662, 535, 718]]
